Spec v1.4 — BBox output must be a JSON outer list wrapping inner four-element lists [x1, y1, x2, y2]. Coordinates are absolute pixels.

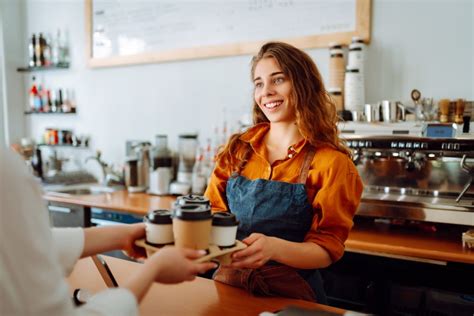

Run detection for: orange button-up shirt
[[205, 123, 363, 262]]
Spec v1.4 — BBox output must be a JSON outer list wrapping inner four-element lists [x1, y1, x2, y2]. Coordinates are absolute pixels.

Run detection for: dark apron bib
[[214, 145, 327, 303]]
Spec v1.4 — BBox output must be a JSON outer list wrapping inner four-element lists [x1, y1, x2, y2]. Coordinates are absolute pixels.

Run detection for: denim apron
[[214, 144, 327, 303]]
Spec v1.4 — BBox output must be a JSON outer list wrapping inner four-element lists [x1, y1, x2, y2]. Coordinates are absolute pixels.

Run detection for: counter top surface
[[45, 190, 175, 214], [68, 256, 343, 315], [45, 190, 474, 265]]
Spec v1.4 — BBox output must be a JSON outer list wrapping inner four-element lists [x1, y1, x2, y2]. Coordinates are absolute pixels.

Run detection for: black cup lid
[[144, 210, 172, 224], [176, 194, 210, 207], [212, 212, 239, 227], [172, 204, 212, 221]]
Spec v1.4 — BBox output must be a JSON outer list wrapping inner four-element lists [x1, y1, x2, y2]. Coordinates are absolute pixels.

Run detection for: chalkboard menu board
[[85, 0, 371, 68]]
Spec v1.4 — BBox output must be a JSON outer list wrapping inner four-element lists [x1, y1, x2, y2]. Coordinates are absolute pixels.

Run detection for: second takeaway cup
[[211, 212, 239, 247], [144, 210, 174, 247], [172, 204, 213, 250]]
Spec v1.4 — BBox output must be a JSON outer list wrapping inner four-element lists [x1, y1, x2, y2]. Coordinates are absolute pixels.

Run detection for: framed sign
[[85, 0, 371, 68]]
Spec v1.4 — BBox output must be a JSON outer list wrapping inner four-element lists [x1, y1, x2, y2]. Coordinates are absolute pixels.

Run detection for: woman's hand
[[121, 223, 147, 260], [149, 247, 217, 284], [229, 233, 275, 269]]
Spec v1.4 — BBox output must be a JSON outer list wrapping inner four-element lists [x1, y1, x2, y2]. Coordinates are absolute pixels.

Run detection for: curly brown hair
[[218, 42, 350, 173]]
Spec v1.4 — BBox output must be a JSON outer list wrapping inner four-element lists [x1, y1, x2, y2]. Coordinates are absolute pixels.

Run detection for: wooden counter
[[45, 190, 175, 215], [68, 256, 344, 315], [45, 190, 474, 265], [345, 220, 473, 265]]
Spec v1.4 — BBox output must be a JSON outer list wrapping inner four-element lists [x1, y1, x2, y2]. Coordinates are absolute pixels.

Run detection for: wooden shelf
[[25, 110, 76, 115], [17, 63, 70, 72], [37, 144, 88, 149]]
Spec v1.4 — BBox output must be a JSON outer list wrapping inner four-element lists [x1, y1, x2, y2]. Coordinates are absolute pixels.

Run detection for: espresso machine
[[344, 135, 474, 226]]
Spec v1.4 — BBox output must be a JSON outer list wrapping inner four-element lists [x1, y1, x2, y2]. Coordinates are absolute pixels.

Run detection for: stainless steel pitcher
[[381, 100, 406, 122], [364, 103, 381, 122]]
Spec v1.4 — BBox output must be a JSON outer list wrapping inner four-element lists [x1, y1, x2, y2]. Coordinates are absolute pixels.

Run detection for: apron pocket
[[213, 265, 317, 302]]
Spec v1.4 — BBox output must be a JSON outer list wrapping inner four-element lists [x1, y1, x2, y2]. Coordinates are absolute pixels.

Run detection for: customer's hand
[[149, 247, 217, 284], [228, 233, 275, 269], [121, 223, 147, 260]]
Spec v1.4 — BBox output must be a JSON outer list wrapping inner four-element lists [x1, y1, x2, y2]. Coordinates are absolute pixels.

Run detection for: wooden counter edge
[[345, 239, 474, 265]]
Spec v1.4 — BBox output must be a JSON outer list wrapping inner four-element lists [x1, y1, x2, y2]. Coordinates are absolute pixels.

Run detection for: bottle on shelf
[[29, 76, 39, 112], [35, 33, 46, 67], [43, 33, 52, 67], [28, 34, 37, 68], [58, 29, 70, 65], [50, 90, 58, 113], [57, 88, 63, 112], [61, 89, 71, 113], [203, 137, 214, 179], [51, 30, 60, 66], [43, 89, 51, 113], [191, 147, 207, 195]]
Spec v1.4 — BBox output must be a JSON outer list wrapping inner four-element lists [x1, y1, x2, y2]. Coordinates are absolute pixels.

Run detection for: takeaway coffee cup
[[144, 210, 174, 246], [211, 212, 239, 247], [172, 204, 213, 250]]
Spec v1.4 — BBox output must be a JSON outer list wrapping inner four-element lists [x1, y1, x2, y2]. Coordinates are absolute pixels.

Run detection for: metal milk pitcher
[[381, 100, 406, 122], [364, 103, 381, 122]]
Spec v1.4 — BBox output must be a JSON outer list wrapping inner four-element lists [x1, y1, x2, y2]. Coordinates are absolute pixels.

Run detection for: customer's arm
[[51, 224, 145, 277], [81, 223, 146, 259], [122, 247, 216, 302]]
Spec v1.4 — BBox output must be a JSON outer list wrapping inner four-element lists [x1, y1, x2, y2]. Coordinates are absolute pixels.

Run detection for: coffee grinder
[[125, 141, 151, 193], [148, 135, 173, 195], [169, 134, 198, 195]]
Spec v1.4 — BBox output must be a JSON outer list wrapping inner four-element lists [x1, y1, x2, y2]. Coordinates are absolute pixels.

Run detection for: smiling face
[[253, 57, 295, 124]]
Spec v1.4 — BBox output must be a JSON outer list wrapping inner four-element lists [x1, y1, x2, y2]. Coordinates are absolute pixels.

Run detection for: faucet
[[85, 150, 123, 187]]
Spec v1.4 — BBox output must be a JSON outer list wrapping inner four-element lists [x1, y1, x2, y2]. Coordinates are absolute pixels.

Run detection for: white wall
[[1, 0, 26, 146], [3, 0, 474, 167], [0, 7, 5, 148]]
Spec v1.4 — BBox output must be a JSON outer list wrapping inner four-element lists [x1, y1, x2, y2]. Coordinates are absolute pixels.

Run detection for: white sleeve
[[52, 227, 85, 276], [76, 289, 138, 316], [0, 148, 139, 316]]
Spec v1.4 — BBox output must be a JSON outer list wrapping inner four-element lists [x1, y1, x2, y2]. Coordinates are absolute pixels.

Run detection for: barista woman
[[205, 42, 363, 303]]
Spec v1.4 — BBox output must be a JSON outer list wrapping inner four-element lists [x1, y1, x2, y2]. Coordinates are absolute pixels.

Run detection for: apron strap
[[297, 146, 316, 184]]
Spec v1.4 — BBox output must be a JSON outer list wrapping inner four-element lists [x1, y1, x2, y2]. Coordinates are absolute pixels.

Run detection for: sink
[[45, 184, 123, 196], [55, 188, 103, 195]]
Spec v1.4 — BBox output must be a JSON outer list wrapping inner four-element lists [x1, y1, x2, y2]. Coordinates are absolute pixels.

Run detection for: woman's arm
[[230, 233, 332, 269], [81, 223, 145, 259]]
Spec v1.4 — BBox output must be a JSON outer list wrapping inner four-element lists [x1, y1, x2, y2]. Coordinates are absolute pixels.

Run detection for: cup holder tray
[[135, 239, 247, 264]]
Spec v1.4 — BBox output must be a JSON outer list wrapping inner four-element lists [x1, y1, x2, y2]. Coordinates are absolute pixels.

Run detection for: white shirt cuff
[[78, 288, 138, 316]]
